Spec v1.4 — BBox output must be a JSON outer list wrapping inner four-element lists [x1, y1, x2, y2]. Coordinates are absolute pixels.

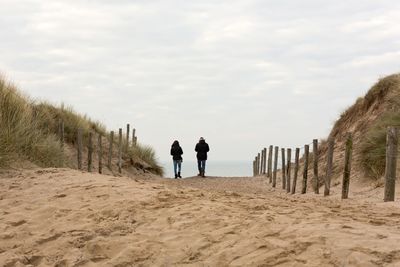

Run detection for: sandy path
[[1, 169, 400, 266]]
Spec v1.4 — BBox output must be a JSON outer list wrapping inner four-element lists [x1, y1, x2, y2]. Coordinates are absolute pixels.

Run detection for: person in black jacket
[[170, 140, 183, 179], [195, 137, 210, 177]]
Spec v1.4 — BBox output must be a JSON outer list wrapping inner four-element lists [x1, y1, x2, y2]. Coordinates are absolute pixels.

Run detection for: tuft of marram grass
[[128, 143, 164, 176], [0, 77, 64, 167], [359, 112, 400, 180]]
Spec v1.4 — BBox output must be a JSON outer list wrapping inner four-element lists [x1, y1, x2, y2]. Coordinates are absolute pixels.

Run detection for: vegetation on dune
[[0, 76, 163, 175], [0, 78, 64, 167], [128, 144, 164, 176], [358, 74, 400, 179]]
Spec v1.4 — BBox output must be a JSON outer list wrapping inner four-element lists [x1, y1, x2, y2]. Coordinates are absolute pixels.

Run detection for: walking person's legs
[[173, 160, 178, 179], [177, 160, 182, 178], [197, 160, 202, 176], [201, 160, 206, 177]]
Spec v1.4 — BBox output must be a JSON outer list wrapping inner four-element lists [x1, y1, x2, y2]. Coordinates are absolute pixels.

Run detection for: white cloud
[[0, 0, 399, 163]]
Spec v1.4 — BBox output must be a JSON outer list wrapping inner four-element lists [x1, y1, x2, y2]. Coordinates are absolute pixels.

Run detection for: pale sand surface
[[1, 169, 400, 266]]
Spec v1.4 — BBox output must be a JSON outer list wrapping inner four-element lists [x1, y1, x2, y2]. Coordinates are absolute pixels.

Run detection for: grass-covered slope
[[0, 76, 163, 176], [315, 73, 400, 183]]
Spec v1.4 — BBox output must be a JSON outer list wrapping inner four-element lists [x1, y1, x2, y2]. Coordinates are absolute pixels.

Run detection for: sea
[[161, 160, 252, 178]]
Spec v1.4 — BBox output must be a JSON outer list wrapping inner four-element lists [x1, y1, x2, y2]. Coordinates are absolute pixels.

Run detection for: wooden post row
[[126, 123, 130, 151], [281, 148, 286, 190], [77, 128, 83, 170], [313, 139, 319, 194], [342, 133, 353, 199], [324, 139, 334, 196], [108, 131, 114, 170], [301, 145, 309, 194], [384, 127, 398, 202], [98, 134, 103, 174], [88, 132, 93, 172], [118, 128, 123, 174], [268, 145, 273, 182], [263, 148, 267, 175], [291, 148, 300, 194], [273, 146, 278, 188], [286, 148, 291, 193]]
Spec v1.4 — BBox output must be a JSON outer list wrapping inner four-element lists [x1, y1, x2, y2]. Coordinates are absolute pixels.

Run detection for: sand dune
[[1, 169, 400, 266]]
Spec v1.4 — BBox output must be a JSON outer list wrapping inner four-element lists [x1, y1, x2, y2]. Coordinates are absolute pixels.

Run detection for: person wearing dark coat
[[170, 140, 183, 179], [195, 137, 210, 177]]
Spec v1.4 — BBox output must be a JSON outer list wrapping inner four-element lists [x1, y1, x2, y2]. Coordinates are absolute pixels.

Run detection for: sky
[[1, 0, 400, 163]]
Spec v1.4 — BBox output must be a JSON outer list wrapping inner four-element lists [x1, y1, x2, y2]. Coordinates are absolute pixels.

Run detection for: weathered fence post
[[301, 145, 309, 194], [263, 147, 267, 174], [313, 139, 319, 194], [77, 128, 83, 170], [108, 131, 114, 170], [253, 160, 256, 177], [324, 138, 335, 196], [98, 134, 103, 174], [281, 148, 286, 190], [292, 148, 300, 194], [286, 148, 292, 193], [384, 127, 398, 202], [118, 128, 123, 174], [273, 146, 278, 187], [268, 145, 273, 182], [342, 133, 353, 199], [87, 132, 93, 172], [126, 123, 130, 151], [260, 150, 264, 175], [258, 153, 261, 175]]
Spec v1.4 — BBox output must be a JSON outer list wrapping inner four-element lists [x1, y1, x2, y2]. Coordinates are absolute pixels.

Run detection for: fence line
[[252, 127, 399, 202]]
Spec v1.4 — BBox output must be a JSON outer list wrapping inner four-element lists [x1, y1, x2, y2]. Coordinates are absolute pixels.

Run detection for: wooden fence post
[[118, 128, 123, 174], [292, 148, 300, 194], [253, 160, 255, 177], [260, 150, 264, 175], [268, 145, 273, 182], [342, 133, 353, 199], [313, 139, 319, 194], [286, 148, 292, 193], [108, 131, 114, 170], [87, 132, 93, 172], [301, 145, 309, 194], [263, 148, 267, 175], [324, 138, 335, 196], [77, 128, 83, 170], [126, 123, 130, 151], [258, 153, 261, 175], [384, 127, 398, 202], [281, 148, 286, 190], [98, 134, 103, 174], [273, 146, 278, 188]]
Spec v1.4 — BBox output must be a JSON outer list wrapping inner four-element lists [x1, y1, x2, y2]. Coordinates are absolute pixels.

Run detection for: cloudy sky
[[1, 0, 400, 163]]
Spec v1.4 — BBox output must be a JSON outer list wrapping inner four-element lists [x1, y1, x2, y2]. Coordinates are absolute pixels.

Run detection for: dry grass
[[0, 77, 64, 167], [0, 76, 163, 175]]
